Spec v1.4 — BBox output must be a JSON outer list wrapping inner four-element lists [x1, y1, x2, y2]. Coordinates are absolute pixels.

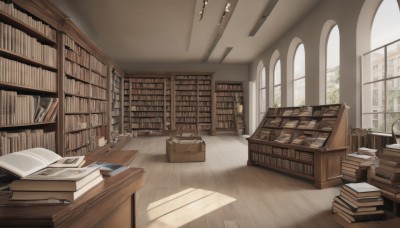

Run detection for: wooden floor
[[124, 135, 341, 228]]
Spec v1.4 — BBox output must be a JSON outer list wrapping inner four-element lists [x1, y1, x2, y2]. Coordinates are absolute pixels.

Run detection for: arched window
[[326, 25, 340, 104], [259, 65, 267, 122], [361, 0, 400, 132], [293, 44, 305, 106], [273, 60, 282, 107]]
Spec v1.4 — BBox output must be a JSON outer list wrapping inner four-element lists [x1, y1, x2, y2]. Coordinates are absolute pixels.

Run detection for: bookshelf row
[[248, 104, 349, 189], [0, 0, 124, 157], [122, 76, 246, 135]]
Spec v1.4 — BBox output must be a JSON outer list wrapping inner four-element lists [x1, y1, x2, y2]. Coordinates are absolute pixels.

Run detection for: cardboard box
[[166, 136, 205, 162]]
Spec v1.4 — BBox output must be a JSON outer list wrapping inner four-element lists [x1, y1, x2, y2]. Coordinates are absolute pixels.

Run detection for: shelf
[[65, 112, 90, 115], [65, 92, 90, 99], [0, 48, 57, 71], [65, 56, 90, 70], [65, 128, 90, 134], [65, 73, 91, 84], [0, 121, 56, 129], [65, 143, 90, 153], [0, 81, 56, 94]]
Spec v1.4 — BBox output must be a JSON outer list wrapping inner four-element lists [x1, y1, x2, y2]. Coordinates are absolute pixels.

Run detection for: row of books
[[216, 121, 236, 129], [250, 152, 314, 176], [132, 122, 163, 129], [217, 103, 235, 108], [0, 130, 55, 155], [91, 85, 107, 100], [131, 117, 163, 123], [131, 112, 164, 117], [175, 96, 197, 101], [64, 59, 91, 82], [90, 114, 107, 127], [91, 71, 107, 88], [64, 35, 90, 69], [0, 91, 58, 125], [217, 109, 234, 114], [131, 106, 163, 112], [265, 118, 335, 130], [267, 105, 340, 117], [65, 129, 90, 151], [217, 97, 236, 102], [131, 101, 164, 106], [217, 115, 234, 121], [0, 22, 57, 67], [175, 75, 211, 80], [64, 78, 91, 97], [254, 129, 330, 148], [90, 56, 107, 76], [64, 97, 89, 113], [176, 124, 198, 130], [90, 100, 107, 113], [64, 47, 90, 69], [131, 89, 164, 95], [332, 182, 384, 225], [0, 57, 57, 91], [111, 109, 120, 117], [130, 78, 166, 83], [271, 147, 314, 162], [131, 84, 163, 89], [65, 115, 89, 132], [131, 95, 164, 100], [216, 91, 243, 97], [0, 0, 56, 40], [216, 84, 242, 90]]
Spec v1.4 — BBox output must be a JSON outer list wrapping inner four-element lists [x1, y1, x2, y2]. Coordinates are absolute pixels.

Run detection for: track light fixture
[[199, 0, 208, 20], [219, 1, 231, 25]]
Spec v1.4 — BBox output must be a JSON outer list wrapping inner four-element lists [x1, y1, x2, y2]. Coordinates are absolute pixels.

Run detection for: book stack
[[0, 148, 102, 202], [332, 182, 385, 225], [341, 148, 376, 183], [369, 145, 400, 198]]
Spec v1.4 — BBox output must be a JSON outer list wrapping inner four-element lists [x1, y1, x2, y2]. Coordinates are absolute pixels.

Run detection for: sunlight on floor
[[146, 188, 236, 228]]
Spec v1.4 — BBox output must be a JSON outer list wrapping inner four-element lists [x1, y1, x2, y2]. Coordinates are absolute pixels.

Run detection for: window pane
[[326, 25, 340, 104], [362, 49, 385, 83], [274, 85, 281, 107], [362, 113, 385, 132], [260, 88, 266, 115], [294, 44, 305, 80], [274, 60, 281, 85], [362, 81, 385, 113], [294, 78, 305, 106], [387, 40, 400, 78], [326, 66, 340, 104], [387, 112, 400, 133], [371, 0, 400, 49], [260, 67, 266, 88], [387, 78, 400, 112]]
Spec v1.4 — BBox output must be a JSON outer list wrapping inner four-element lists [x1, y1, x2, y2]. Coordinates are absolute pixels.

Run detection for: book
[[339, 191, 383, 208], [343, 182, 381, 198], [357, 147, 377, 156], [11, 175, 103, 202], [298, 106, 312, 116], [9, 169, 101, 191], [346, 153, 374, 166], [0, 148, 84, 177], [88, 161, 129, 176]]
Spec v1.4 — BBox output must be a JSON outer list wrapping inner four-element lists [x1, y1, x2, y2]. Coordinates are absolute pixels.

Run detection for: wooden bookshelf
[[247, 104, 349, 189], [0, 0, 58, 155], [174, 74, 214, 133], [128, 74, 172, 132], [215, 81, 245, 135], [123, 80, 131, 133], [110, 67, 123, 136]]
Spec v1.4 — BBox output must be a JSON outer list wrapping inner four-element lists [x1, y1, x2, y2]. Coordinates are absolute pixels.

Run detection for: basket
[[166, 136, 205, 162]]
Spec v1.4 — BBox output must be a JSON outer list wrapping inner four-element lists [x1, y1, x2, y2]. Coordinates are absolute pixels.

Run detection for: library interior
[[1, 0, 400, 227]]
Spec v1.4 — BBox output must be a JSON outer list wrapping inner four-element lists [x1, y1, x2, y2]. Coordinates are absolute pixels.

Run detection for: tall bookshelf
[[215, 81, 245, 135], [123, 80, 131, 133], [247, 104, 349, 189], [173, 74, 213, 133], [129, 75, 172, 132], [0, 0, 58, 155], [110, 67, 123, 136], [61, 34, 108, 156]]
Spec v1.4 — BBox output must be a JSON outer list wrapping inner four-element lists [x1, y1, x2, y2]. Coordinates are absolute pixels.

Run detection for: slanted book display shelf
[[215, 81, 245, 135], [247, 104, 348, 189], [0, 0, 58, 155]]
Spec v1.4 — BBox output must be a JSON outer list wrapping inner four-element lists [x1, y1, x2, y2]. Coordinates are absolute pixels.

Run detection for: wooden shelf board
[[0, 48, 57, 70], [0, 81, 56, 94], [0, 121, 56, 129]]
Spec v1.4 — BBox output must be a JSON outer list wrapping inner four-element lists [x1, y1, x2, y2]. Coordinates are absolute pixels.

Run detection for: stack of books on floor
[[0, 148, 103, 202], [332, 182, 385, 226], [369, 145, 400, 199], [341, 148, 376, 183]]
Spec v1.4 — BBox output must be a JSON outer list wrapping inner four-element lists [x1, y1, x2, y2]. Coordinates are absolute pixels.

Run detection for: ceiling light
[[225, 2, 231, 12], [199, 0, 209, 20]]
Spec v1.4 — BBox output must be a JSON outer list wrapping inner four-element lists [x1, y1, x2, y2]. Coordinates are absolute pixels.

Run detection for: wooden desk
[[0, 146, 144, 228]]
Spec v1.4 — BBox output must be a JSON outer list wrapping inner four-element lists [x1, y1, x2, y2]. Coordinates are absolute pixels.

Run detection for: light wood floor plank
[[124, 135, 340, 228]]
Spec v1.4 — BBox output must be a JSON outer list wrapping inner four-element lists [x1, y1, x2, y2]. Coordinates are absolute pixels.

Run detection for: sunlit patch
[[146, 188, 236, 227]]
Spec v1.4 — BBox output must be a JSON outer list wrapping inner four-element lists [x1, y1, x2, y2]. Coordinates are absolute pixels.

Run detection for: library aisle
[[124, 136, 341, 228]]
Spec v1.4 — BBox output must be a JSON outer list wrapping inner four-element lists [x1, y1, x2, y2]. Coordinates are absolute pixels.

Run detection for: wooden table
[[0, 146, 143, 228]]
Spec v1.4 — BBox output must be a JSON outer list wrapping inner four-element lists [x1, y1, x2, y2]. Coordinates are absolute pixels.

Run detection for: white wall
[[249, 0, 367, 134]]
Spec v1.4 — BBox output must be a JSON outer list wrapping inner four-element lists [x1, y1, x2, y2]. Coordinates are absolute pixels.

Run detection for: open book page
[[48, 156, 85, 168], [23, 167, 99, 181], [22, 148, 61, 165], [0, 152, 48, 177]]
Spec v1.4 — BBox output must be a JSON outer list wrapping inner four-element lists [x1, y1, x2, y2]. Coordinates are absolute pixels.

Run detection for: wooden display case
[[247, 104, 349, 189]]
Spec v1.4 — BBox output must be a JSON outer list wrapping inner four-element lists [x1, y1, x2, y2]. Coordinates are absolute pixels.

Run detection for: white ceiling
[[52, 0, 322, 65]]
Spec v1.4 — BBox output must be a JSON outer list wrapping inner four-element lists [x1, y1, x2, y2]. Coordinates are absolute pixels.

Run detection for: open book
[[0, 148, 84, 178]]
